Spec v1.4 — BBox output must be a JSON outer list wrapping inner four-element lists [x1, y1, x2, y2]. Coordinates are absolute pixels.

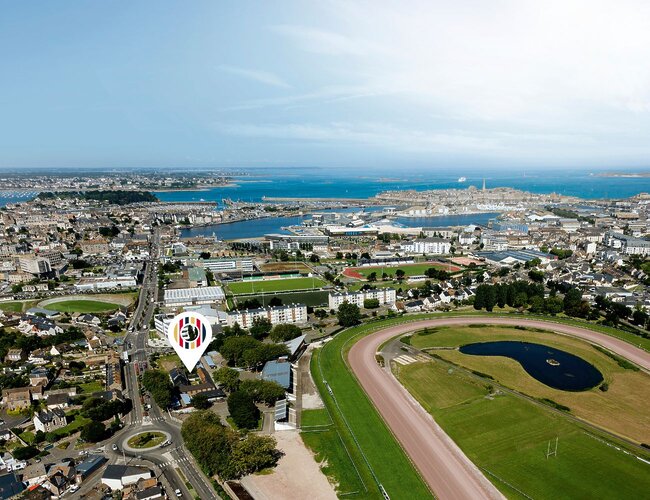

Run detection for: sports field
[[345, 262, 460, 280], [0, 300, 38, 313], [227, 276, 327, 295], [409, 325, 650, 443], [237, 290, 329, 307], [259, 261, 312, 273], [396, 358, 650, 499], [44, 299, 120, 313]]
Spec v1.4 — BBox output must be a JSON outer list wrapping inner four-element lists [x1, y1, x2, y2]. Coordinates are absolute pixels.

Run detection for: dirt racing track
[[347, 317, 650, 500]]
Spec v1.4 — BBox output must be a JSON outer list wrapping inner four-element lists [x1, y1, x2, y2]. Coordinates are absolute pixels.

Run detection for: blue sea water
[[180, 212, 501, 240], [156, 168, 650, 204]]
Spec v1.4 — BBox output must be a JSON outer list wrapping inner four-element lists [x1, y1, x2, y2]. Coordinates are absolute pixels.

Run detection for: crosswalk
[[393, 354, 429, 365], [160, 456, 191, 467], [129, 416, 165, 425]]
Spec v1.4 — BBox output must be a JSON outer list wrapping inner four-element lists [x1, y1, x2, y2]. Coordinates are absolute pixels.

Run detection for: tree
[[220, 336, 261, 365], [214, 367, 240, 392], [314, 309, 328, 320], [241, 344, 290, 369], [141, 370, 174, 408], [544, 296, 564, 315], [367, 272, 377, 282], [250, 317, 273, 340], [363, 298, 380, 309], [528, 269, 544, 283], [191, 394, 212, 410], [632, 309, 649, 327], [269, 323, 302, 342], [199, 251, 211, 259], [395, 269, 405, 281], [484, 286, 497, 311], [337, 302, 361, 327], [80, 421, 106, 443], [12, 446, 39, 460], [227, 391, 260, 429], [239, 379, 286, 405], [563, 288, 583, 316], [229, 434, 279, 477]]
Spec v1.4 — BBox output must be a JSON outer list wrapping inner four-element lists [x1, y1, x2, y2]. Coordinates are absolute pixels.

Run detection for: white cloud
[[217, 65, 291, 89]]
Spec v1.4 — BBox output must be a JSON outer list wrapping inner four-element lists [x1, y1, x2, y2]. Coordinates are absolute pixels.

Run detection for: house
[[0, 472, 25, 499], [76, 314, 101, 327], [33, 409, 67, 433], [4, 349, 24, 364], [136, 486, 164, 500], [2, 387, 32, 411], [20, 463, 47, 487], [75, 454, 106, 481], [46, 392, 70, 410], [101, 465, 152, 490], [169, 368, 189, 387], [404, 300, 424, 312], [44, 463, 76, 497], [29, 367, 50, 387]]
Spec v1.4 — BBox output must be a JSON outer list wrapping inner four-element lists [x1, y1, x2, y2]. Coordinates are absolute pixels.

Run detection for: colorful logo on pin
[[167, 312, 213, 371]]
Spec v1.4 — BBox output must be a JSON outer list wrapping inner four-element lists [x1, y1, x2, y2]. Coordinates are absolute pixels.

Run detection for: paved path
[[348, 317, 650, 500]]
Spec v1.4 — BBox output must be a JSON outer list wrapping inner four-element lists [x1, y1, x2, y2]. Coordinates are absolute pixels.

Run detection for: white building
[[605, 232, 650, 256], [401, 238, 451, 255], [101, 465, 152, 490], [226, 304, 307, 328], [163, 286, 225, 307], [328, 289, 397, 310]]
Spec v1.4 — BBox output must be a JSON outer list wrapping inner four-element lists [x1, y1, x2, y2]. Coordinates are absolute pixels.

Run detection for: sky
[[2, 0, 650, 170]]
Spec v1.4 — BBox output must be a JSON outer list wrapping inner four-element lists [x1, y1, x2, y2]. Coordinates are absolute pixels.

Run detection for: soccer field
[[227, 276, 327, 295], [44, 299, 120, 313], [397, 358, 650, 499], [349, 262, 461, 279]]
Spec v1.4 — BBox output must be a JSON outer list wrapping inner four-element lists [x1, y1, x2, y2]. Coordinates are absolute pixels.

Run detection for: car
[[175, 489, 182, 497], [69, 485, 79, 493], [112, 444, 118, 451]]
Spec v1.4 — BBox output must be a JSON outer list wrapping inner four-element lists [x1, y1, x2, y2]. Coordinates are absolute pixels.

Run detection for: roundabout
[[122, 430, 171, 453]]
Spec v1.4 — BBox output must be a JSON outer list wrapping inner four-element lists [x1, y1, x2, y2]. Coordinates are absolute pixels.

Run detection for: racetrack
[[348, 317, 650, 500]]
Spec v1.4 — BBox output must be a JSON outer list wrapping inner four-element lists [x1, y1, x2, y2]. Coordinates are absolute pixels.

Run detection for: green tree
[[191, 394, 212, 410], [363, 298, 380, 309], [239, 379, 286, 405], [250, 317, 273, 340], [229, 434, 279, 477], [227, 391, 260, 429], [367, 272, 377, 282], [337, 302, 361, 327], [395, 269, 405, 280], [141, 370, 174, 408], [214, 367, 240, 392], [80, 421, 106, 443], [269, 324, 302, 342], [220, 336, 261, 365]]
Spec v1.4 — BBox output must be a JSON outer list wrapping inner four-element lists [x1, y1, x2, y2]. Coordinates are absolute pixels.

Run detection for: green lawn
[[0, 300, 38, 313], [397, 359, 650, 499], [353, 262, 458, 279], [44, 299, 120, 313], [53, 414, 91, 438], [78, 381, 104, 394], [227, 277, 327, 295], [301, 408, 333, 427], [127, 431, 167, 449], [235, 290, 329, 307], [19, 431, 35, 444]]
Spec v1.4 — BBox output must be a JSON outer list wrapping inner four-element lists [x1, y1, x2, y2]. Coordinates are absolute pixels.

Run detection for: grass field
[[396, 358, 650, 499], [0, 300, 39, 313], [44, 299, 120, 313], [408, 325, 650, 443], [227, 276, 327, 295], [78, 381, 104, 394], [127, 431, 167, 449], [350, 262, 460, 280], [310, 315, 437, 499], [301, 408, 367, 494], [235, 290, 329, 307]]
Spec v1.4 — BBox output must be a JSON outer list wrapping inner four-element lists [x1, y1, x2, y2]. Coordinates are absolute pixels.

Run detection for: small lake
[[459, 341, 603, 391]]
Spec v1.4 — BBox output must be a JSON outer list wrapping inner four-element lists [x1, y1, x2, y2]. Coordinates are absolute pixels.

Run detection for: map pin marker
[[167, 311, 213, 372]]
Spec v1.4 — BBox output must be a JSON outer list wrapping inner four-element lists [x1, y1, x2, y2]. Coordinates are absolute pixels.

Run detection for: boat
[[458, 177, 466, 182], [546, 358, 560, 366]]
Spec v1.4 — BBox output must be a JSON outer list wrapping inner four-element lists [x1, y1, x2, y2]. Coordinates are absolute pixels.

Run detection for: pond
[[459, 341, 604, 391]]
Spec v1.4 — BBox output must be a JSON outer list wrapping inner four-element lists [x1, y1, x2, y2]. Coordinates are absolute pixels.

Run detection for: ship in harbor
[[457, 177, 466, 182]]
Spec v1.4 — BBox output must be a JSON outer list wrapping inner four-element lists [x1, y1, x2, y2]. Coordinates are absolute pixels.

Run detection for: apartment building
[[328, 289, 397, 310], [226, 304, 308, 328]]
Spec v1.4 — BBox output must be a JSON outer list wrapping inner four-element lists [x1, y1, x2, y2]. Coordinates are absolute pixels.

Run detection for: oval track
[[348, 317, 650, 500]]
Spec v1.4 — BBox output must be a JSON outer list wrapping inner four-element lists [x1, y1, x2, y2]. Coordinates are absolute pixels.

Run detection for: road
[[347, 316, 650, 500], [112, 228, 217, 499]]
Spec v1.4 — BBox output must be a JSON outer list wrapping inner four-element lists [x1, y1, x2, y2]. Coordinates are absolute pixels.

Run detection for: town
[[0, 181, 647, 499]]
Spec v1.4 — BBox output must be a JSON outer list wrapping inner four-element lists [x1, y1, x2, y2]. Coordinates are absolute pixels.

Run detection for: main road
[[116, 228, 218, 499], [348, 316, 650, 500]]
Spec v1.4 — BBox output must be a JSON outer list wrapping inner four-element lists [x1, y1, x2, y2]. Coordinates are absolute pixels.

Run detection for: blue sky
[[2, 1, 650, 170]]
